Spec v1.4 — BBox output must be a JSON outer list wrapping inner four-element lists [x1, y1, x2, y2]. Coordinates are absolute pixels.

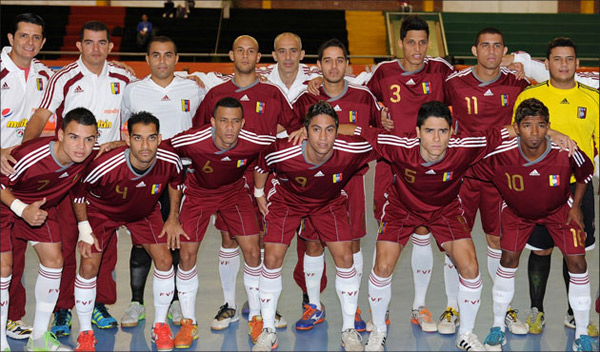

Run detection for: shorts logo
[[110, 82, 120, 95], [256, 101, 265, 114], [181, 99, 190, 112], [577, 107, 587, 119], [2, 108, 13, 119], [500, 94, 509, 107], [36, 78, 44, 91], [151, 183, 162, 194], [422, 82, 431, 95], [333, 173, 342, 183], [378, 221, 387, 234], [442, 171, 453, 182], [349, 110, 357, 123], [237, 159, 247, 168], [549, 174, 560, 187]]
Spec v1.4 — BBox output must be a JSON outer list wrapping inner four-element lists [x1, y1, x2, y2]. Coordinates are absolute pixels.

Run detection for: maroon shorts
[[373, 160, 393, 222], [1, 203, 61, 251], [180, 186, 260, 243], [378, 196, 471, 251], [459, 177, 503, 236], [500, 203, 586, 256]]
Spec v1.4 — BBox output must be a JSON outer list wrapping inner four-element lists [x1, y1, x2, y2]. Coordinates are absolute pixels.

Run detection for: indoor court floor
[[5, 161, 599, 351]]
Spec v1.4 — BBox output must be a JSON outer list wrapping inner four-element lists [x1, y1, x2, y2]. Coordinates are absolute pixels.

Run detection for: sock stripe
[[0, 281, 10, 290], [496, 267, 516, 279], [244, 264, 261, 276], [38, 268, 62, 280], [411, 237, 431, 246], [570, 275, 590, 285], [75, 278, 96, 289], [261, 268, 281, 279], [369, 273, 391, 287], [336, 267, 357, 279], [219, 249, 240, 258], [459, 275, 482, 289], [487, 248, 502, 259], [176, 268, 197, 280], [154, 269, 175, 280]]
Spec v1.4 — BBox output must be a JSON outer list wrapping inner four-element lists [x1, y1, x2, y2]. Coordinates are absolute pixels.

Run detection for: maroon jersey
[[0, 137, 93, 208], [470, 138, 593, 219], [445, 67, 530, 133], [360, 127, 510, 212], [192, 79, 297, 135], [169, 125, 275, 193], [72, 144, 184, 222], [256, 135, 376, 207], [366, 57, 454, 134]]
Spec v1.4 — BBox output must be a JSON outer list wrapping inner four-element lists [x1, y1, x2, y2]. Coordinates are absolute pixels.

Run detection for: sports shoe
[[355, 307, 367, 332], [525, 307, 545, 334], [573, 334, 597, 351], [252, 328, 278, 352], [483, 327, 506, 351], [75, 330, 97, 351], [168, 300, 183, 326], [50, 310, 72, 337], [366, 309, 391, 332], [438, 307, 459, 334], [242, 300, 250, 315], [274, 311, 287, 329], [248, 315, 263, 344], [174, 318, 198, 349], [91, 303, 117, 329], [341, 328, 364, 351], [505, 308, 528, 335], [364, 328, 386, 351], [26, 331, 72, 351], [151, 322, 174, 352], [564, 314, 599, 337], [455, 331, 485, 351], [7, 319, 32, 340], [121, 302, 146, 327], [411, 306, 437, 332], [210, 303, 239, 330], [295, 303, 326, 330]]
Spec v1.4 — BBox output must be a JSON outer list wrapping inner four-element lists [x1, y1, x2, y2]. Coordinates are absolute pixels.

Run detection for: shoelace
[[301, 304, 317, 320], [440, 309, 455, 322], [78, 332, 96, 347], [95, 304, 110, 318], [154, 324, 172, 340], [215, 304, 234, 319], [506, 309, 519, 322]]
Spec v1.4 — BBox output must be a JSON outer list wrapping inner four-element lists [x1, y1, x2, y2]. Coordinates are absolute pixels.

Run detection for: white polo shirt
[[122, 75, 205, 139], [1, 46, 53, 148], [256, 63, 321, 102], [39, 57, 136, 144]]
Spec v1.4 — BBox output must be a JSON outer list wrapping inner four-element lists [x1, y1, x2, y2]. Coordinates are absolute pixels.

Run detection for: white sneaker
[[210, 303, 239, 330], [411, 306, 437, 332], [252, 328, 278, 352], [341, 328, 364, 351], [505, 308, 528, 335], [438, 307, 459, 335], [121, 302, 146, 327], [26, 331, 72, 351], [6, 320, 32, 340], [274, 311, 287, 329], [564, 313, 599, 337], [168, 300, 183, 326], [455, 331, 485, 351], [364, 328, 386, 351], [366, 309, 390, 332]]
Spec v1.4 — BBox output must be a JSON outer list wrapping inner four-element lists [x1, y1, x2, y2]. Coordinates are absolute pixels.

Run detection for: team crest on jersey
[[110, 82, 120, 95], [442, 171, 453, 182], [500, 94, 509, 107], [422, 82, 431, 95], [577, 107, 587, 119], [378, 221, 387, 234], [333, 173, 343, 183], [151, 183, 162, 194], [237, 159, 247, 168], [182, 99, 191, 112], [256, 101, 265, 114], [549, 175, 560, 187], [36, 78, 44, 91], [349, 110, 357, 123]]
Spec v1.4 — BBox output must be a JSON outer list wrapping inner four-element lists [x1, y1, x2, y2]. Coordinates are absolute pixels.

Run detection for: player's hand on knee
[[307, 77, 323, 95], [77, 234, 99, 259], [1, 147, 17, 175], [566, 205, 584, 230], [22, 198, 48, 227], [161, 218, 189, 250]]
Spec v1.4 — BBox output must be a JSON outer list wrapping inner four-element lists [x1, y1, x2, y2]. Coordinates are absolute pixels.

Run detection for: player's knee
[[456, 261, 479, 279], [1, 259, 12, 278], [242, 249, 260, 267], [373, 262, 394, 278], [130, 246, 152, 267], [220, 232, 237, 248], [263, 254, 284, 270], [79, 262, 99, 279], [305, 241, 324, 256], [566, 257, 587, 274], [500, 254, 519, 269], [486, 234, 501, 249], [178, 249, 198, 270]]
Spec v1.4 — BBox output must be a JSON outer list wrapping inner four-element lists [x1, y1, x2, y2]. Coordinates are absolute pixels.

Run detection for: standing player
[[21, 21, 137, 336], [168, 97, 275, 347], [441, 27, 530, 335], [1, 107, 97, 351], [192, 35, 295, 330], [71, 112, 185, 352], [473, 98, 595, 351], [119, 35, 204, 328], [1, 12, 52, 341], [252, 101, 375, 352], [512, 37, 599, 336], [290, 38, 381, 331]]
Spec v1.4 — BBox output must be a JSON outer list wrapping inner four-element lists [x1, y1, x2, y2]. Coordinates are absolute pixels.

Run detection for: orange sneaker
[[248, 315, 264, 344], [355, 307, 367, 332], [152, 322, 174, 351], [75, 330, 97, 351], [174, 318, 198, 349]]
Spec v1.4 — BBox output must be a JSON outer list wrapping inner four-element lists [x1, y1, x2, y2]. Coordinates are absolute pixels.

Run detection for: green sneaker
[[26, 331, 72, 351]]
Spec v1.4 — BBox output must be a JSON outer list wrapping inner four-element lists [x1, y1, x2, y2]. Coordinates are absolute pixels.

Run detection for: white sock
[[260, 248, 265, 263], [219, 247, 240, 308], [457, 273, 482, 335], [259, 266, 282, 330], [33, 265, 62, 339], [1, 275, 11, 348], [74, 273, 95, 334], [176, 265, 198, 323], [568, 271, 591, 338], [304, 253, 324, 310], [411, 233, 432, 309], [243, 263, 261, 320], [444, 255, 459, 311], [335, 265, 360, 331], [353, 248, 364, 280], [153, 267, 175, 324], [368, 270, 392, 332], [487, 246, 502, 283], [492, 265, 516, 329]]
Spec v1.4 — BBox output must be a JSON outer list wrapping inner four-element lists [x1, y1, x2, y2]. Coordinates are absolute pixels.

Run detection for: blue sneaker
[[91, 303, 118, 329], [50, 309, 71, 337], [573, 335, 598, 352], [295, 303, 325, 330], [355, 307, 367, 332], [483, 326, 506, 351]]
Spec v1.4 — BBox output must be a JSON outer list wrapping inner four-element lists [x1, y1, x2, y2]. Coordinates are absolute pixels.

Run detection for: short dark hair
[[11, 13, 45, 37], [514, 98, 550, 125], [546, 37, 577, 59], [80, 21, 111, 42], [127, 111, 160, 135], [475, 27, 504, 46], [317, 38, 348, 61], [213, 97, 244, 119], [62, 107, 98, 131], [147, 36, 178, 55], [416, 101, 452, 128], [400, 15, 429, 41], [304, 101, 339, 130]]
